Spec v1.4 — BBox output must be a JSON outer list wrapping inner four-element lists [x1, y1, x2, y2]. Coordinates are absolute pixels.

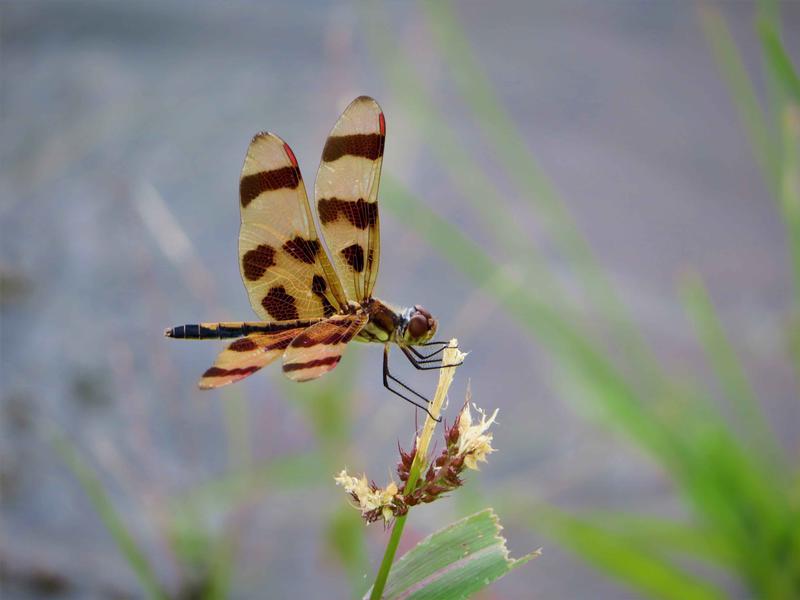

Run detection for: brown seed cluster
[[347, 407, 479, 525]]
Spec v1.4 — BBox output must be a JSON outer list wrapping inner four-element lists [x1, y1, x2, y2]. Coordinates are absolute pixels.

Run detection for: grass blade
[[382, 176, 684, 465], [758, 19, 800, 106], [561, 512, 735, 566], [419, 0, 659, 382], [678, 271, 775, 452], [530, 508, 727, 600], [367, 509, 538, 600], [362, 3, 568, 311], [53, 434, 167, 600], [780, 105, 800, 305], [326, 506, 370, 596], [699, 5, 780, 197], [781, 103, 800, 384]]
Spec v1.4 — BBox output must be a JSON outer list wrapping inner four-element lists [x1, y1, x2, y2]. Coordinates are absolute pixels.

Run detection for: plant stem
[[368, 341, 464, 600], [369, 514, 409, 600]]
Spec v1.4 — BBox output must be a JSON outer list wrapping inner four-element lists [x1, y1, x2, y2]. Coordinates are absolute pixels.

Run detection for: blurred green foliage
[[369, 1, 800, 599], [56, 357, 369, 598], [54, 1, 800, 598], [55, 435, 169, 600]]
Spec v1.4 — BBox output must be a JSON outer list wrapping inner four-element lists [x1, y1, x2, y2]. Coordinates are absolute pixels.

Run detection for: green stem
[[370, 515, 408, 599], [368, 448, 427, 599]]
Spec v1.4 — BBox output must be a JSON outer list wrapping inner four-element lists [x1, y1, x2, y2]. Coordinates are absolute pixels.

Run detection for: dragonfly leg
[[401, 345, 464, 371], [408, 343, 449, 361], [383, 346, 441, 421]]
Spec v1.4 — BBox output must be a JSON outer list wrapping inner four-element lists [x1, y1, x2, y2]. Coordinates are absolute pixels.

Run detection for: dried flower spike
[[334, 340, 499, 525]]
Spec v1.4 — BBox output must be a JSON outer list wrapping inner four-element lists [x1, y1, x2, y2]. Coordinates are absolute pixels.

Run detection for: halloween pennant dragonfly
[[165, 96, 458, 413]]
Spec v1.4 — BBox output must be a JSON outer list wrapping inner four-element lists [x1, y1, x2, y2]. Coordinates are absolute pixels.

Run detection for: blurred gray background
[[2, 1, 798, 598]]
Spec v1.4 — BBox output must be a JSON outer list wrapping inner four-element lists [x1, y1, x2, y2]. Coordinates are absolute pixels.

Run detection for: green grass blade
[[419, 0, 564, 216], [780, 105, 800, 306], [382, 176, 682, 464], [380, 175, 602, 364], [173, 452, 329, 514], [365, 509, 538, 600], [758, 19, 800, 106], [562, 512, 736, 567], [203, 539, 234, 600], [362, 3, 568, 311], [756, 0, 783, 149], [699, 5, 780, 197], [678, 271, 775, 452], [326, 506, 371, 596], [780, 104, 800, 387], [530, 508, 727, 600], [757, 0, 780, 28], [165, 509, 235, 600], [53, 435, 167, 600], [418, 0, 660, 382]]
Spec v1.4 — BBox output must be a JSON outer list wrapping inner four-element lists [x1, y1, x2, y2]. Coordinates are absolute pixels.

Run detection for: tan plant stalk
[[413, 339, 465, 466], [368, 339, 465, 599]]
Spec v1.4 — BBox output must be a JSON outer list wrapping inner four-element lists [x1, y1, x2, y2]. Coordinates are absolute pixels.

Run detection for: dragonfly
[[165, 96, 460, 415]]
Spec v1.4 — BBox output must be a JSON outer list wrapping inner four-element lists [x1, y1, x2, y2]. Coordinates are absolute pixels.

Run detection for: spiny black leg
[[384, 347, 430, 403], [408, 354, 449, 366], [411, 340, 464, 361], [401, 346, 464, 371], [419, 341, 452, 347], [413, 340, 453, 358], [409, 344, 448, 361], [387, 369, 430, 404], [383, 346, 441, 421]]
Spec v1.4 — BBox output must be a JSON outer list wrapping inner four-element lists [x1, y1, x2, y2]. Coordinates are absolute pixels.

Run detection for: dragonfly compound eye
[[408, 313, 430, 340]]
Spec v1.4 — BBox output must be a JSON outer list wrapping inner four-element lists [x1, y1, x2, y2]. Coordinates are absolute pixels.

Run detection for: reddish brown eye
[[408, 314, 429, 339], [414, 305, 432, 320]]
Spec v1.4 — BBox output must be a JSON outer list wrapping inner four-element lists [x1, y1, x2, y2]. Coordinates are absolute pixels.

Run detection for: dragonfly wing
[[239, 132, 347, 322], [198, 328, 303, 389], [281, 313, 368, 382], [315, 96, 385, 303]]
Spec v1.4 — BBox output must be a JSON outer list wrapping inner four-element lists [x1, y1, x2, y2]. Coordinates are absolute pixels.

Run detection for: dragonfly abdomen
[[165, 320, 322, 340], [165, 322, 253, 339]]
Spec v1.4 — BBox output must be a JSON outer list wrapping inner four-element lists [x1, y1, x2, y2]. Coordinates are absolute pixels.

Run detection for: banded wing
[[239, 132, 347, 322], [199, 326, 304, 389], [282, 313, 368, 382], [315, 96, 385, 303]]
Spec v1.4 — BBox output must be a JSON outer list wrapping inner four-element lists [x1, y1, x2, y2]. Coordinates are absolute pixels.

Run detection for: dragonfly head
[[401, 305, 438, 345]]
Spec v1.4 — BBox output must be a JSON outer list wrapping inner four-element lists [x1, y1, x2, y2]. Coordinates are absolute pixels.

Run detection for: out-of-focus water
[[2, 1, 798, 598]]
